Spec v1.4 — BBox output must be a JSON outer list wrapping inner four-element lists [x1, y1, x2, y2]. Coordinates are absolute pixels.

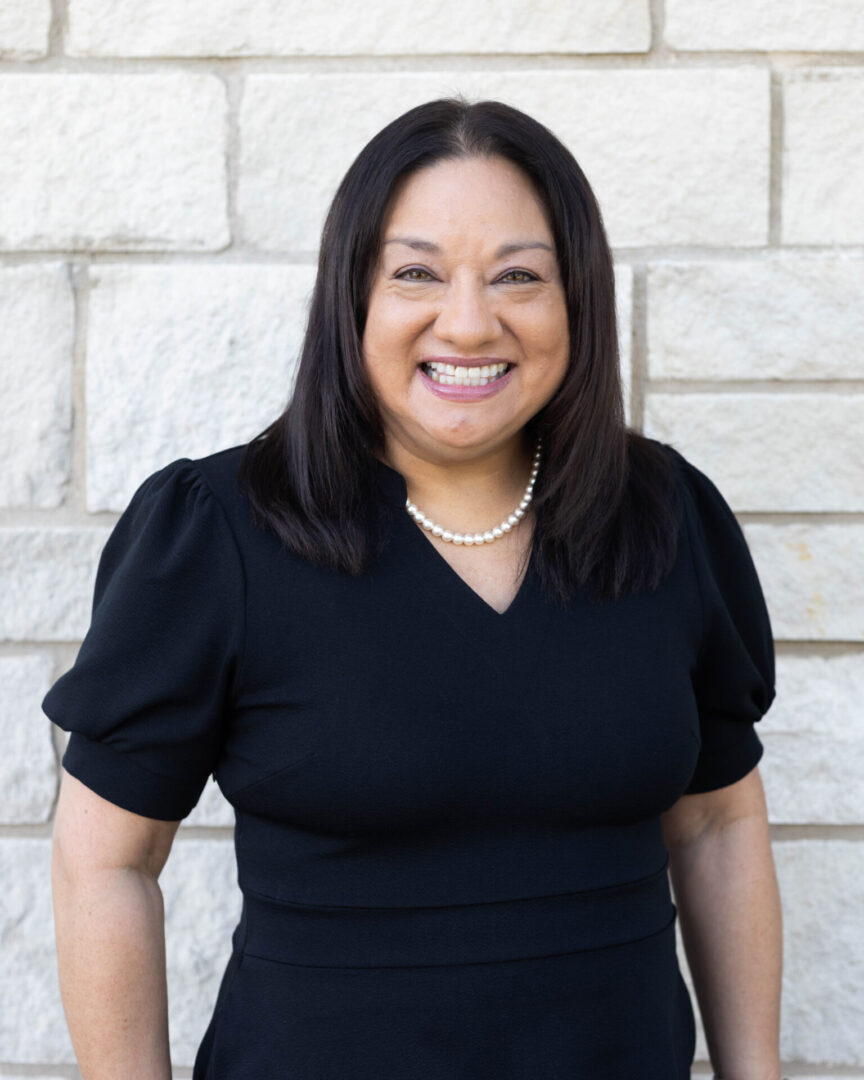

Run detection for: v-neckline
[[410, 522, 532, 619], [372, 455, 536, 621]]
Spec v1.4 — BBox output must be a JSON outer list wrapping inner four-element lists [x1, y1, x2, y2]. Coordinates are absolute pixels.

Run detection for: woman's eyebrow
[[383, 237, 441, 253], [383, 238, 554, 258]]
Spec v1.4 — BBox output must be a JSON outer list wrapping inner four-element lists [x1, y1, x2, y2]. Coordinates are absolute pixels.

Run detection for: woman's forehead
[[381, 157, 555, 250]]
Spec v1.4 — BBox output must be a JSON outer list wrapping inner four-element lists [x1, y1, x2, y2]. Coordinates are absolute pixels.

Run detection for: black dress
[[42, 439, 776, 1079]]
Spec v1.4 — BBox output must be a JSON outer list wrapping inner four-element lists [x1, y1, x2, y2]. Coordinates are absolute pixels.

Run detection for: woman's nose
[[433, 281, 500, 348]]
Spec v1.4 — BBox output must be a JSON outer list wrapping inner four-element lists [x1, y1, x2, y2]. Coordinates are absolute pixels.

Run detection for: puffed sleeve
[[666, 446, 777, 794], [41, 459, 245, 821]]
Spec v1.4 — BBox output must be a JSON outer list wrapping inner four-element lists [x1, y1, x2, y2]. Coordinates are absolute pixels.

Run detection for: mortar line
[[629, 264, 648, 432], [46, 0, 67, 57], [769, 68, 785, 245], [67, 261, 90, 515]]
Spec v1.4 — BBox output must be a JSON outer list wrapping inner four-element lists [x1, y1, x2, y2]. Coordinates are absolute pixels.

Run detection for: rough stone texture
[[0, 75, 228, 252], [184, 776, 236, 827], [0, 654, 57, 824], [761, 653, 864, 825], [160, 837, 242, 1066], [665, 0, 864, 51], [238, 70, 769, 251], [783, 69, 864, 245], [85, 264, 316, 510], [0, 264, 74, 508], [615, 263, 633, 427], [643, 393, 864, 511], [0, 835, 241, 1069], [67, 0, 651, 56], [0, 527, 110, 642], [676, 842, 864, 1068], [773, 841, 864, 1065], [0, 0, 51, 58], [646, 257, 864, 380], [0, 839, 75, 1063], [743, 523, 864, 641]]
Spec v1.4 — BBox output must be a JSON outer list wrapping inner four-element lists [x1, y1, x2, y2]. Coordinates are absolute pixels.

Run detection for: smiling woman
[[43, 97, 781, 1080], [360, 154, 570, 606]]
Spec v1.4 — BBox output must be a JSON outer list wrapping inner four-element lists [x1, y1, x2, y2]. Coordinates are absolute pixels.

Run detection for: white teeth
[[422, 361, 510, 387]]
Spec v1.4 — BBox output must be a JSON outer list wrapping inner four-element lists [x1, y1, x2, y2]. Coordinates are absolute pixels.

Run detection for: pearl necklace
[[405, 441, 542, 546]]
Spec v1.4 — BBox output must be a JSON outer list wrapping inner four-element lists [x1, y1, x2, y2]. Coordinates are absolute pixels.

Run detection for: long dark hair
[[237, 97, 681, 605]]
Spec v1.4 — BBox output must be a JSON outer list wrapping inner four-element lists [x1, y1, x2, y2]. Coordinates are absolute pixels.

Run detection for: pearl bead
[[404, 438, 541, 546]]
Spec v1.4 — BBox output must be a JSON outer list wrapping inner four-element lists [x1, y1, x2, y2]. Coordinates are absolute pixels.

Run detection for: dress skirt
[[192, 863, 697, 1079]]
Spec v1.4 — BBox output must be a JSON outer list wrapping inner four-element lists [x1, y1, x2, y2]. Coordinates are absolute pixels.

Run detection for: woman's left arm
[[661, 766, 783, 1080]]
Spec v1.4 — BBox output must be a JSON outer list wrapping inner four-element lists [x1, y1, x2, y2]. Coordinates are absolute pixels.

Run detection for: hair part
[[237, 97, 682, 605]]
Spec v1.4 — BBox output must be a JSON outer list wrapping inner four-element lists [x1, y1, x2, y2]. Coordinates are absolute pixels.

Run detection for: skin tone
[[362, 154, 570, 614]]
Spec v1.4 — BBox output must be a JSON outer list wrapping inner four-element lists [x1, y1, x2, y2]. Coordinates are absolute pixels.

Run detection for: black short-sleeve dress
[[42, 439, 776, 1079]]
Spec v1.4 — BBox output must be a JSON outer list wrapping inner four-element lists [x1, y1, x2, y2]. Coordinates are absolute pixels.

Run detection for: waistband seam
[[240, 857, 670, 913], [239, 906, 678, 971]]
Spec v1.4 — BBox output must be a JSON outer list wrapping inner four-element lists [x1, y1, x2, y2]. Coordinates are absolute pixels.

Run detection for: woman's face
[[362, 154, 570, 465]]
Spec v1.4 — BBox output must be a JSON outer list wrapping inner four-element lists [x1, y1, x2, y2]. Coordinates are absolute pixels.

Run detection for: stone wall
[[1, 1, 862, 1075]]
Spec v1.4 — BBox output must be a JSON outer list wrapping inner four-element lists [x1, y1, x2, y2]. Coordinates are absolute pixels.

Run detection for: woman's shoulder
[[143, 442, 251, 538], [649, 439, 746, 548]]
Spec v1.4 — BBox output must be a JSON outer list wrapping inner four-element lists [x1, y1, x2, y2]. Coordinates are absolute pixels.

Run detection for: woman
[[44, 98, 782, 1079]]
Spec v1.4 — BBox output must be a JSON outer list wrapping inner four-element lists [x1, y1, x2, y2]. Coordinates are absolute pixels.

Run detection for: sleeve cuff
[[683, 726, 764, 795], [61, 732, 205, 821]]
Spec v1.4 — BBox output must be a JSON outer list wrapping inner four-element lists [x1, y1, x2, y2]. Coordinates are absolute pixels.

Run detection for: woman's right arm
[[52, 767, 182, 1080]]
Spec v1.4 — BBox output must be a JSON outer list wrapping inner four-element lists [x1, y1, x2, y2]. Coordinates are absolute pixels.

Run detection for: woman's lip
[[416, 364, 515, 401]]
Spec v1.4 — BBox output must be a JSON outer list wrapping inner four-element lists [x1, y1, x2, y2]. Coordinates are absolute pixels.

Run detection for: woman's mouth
[[419, 361, 512, 387]]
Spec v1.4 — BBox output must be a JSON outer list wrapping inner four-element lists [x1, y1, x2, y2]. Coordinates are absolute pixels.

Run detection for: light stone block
[[0, 74, 228, 252], [647, 257, 864, 380], [761, 653, 864, 824], [783, 70, 864, 245], [85, 264, 316, 511], [0, 264, 74, 507], [744, 523, 864, 642], [0, 0, 51, 57], [238, 70, 769, 252], [615, 263, 633, 427], [644, 393, 864, 512], [0, 527, 110, 642], [184, 775, 236, 827], [677, 842, 864, 1068], [773, 841, 864, 1064], [67, 0, 651, 56], [666, 0, 864, 51], [0, 654, 57, 823], [0, 839, 74, 1063], [160, 837, 242, 1067]]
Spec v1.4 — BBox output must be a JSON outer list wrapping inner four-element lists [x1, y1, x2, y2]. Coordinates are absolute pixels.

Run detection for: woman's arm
[[660, 766, 783, 1080], [52, 768, 181, 1080]]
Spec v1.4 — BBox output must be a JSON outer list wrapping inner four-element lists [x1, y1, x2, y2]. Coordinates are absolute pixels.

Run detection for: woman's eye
[[396, 267, 433, 281], [499, 269, 537, 284]]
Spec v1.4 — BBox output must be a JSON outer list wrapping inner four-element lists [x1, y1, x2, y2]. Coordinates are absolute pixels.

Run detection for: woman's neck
[[381, 434, 537, 536]]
